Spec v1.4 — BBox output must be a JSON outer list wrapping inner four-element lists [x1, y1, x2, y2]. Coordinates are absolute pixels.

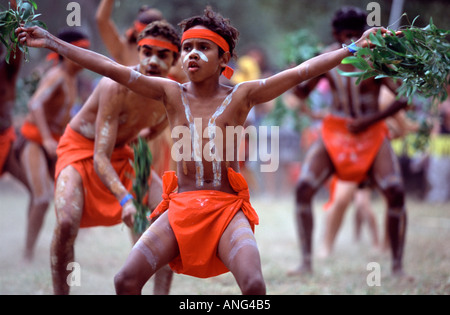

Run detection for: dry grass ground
[[0, 174, 449, 295]]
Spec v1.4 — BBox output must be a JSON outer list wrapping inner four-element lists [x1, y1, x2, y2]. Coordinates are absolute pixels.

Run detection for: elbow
[[395, 97, 409, 110]]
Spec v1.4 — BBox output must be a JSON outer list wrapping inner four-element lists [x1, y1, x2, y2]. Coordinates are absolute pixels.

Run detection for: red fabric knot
[[149, 171, 178, 220]]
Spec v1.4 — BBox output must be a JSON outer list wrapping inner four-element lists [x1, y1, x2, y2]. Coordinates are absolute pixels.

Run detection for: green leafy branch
[[0, 0, 47, 63], [338, 16, 449, 152], [338, 16, 450, 106], [131, 137, 153, 235]]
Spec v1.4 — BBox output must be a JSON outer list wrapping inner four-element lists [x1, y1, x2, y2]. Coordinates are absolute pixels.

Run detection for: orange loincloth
[[149, 168, 259, 278], [321, 115, 388, 183], [55, 126, 135, 228], [0, 127, 16, 175], [20, 120, 61, 145]]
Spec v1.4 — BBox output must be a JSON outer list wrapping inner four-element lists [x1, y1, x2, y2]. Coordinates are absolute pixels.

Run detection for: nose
[[189, 50, 199, 60], [148, 55, 159, 66]]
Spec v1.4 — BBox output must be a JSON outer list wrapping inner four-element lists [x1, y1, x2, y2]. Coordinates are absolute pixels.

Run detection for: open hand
[[355, 27, 402, 49], [15, 26, 50, 49]]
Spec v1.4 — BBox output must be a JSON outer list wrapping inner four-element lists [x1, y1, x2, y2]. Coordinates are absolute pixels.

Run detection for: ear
[[219, 51, 231, 69]]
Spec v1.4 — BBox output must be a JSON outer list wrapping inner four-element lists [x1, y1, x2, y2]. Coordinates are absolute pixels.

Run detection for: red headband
[[138, 38, 179, 53], [46, 39, 91, 64], [181, 28, 234, 80], [134, 21, 148, 34]]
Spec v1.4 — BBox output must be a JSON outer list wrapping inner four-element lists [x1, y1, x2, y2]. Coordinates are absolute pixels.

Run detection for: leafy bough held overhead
[[0, 0, 47, 63], [338, 17, 450, 106]]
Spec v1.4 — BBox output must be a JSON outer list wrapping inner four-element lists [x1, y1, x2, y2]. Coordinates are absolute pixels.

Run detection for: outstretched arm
[[247, 27, 394, 106], [16, 26, 168, 101]]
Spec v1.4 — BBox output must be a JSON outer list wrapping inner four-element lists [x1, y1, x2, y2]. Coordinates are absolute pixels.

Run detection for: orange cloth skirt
[[150, 168, 259, 278], [321, 115, 388, 183], [20, 120, 61, 145], [0, 127, 16, 175], [55, 126, 135, 228]]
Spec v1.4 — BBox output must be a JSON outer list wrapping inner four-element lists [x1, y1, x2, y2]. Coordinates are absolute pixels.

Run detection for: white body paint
[[141, 56, 169, 71], [180, 84, 239, 188], [128, 69, 142, 84], [183, 49, 209, 64]]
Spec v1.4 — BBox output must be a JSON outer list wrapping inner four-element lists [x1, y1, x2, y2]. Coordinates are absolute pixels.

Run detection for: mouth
[[145, 69, 162, 77], [187, 61, 200, 72]]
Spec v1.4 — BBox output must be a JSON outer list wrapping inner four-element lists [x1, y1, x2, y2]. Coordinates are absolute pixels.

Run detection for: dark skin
[[291, 28, 410, 278], [0, 0, 37, 261], [0, 0, 28, 186]]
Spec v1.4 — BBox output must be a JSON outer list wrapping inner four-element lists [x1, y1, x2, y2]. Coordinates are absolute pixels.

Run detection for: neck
[[188, 77, 222, 98]]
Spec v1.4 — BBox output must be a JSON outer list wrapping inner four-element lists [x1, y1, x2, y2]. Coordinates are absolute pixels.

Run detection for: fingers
[[122, 203, 136, 228]]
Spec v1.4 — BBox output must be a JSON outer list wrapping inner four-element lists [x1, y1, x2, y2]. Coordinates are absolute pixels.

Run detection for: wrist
[[342, 42, 359, 55], [120, 193, 134, 207]]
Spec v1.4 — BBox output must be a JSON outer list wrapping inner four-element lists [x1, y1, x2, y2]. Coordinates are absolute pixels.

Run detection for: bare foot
[[317, 246, 331, 260], [287, 264, 313, 277], [392, 268, 415, 283]]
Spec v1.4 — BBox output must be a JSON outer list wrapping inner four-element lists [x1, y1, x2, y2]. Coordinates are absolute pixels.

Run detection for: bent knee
[[383, 183, 405, 209], [114, 270, 141, 295], [241, 274, 266, 295]]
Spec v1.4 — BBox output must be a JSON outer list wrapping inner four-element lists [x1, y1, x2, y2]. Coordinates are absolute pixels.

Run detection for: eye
[[183, 44, 192, 52], [158, 51, 170, 60]]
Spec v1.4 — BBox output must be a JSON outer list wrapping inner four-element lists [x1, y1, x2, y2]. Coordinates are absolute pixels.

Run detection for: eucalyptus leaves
[[132, 137, 153, 235], [0, 0, 46, 63], [339, 17, 450, 106], [338, 17, 450, 151]]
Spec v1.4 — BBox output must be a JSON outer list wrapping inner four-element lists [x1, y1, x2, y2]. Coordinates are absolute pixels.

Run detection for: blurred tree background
[[1, 0, 449, 75]]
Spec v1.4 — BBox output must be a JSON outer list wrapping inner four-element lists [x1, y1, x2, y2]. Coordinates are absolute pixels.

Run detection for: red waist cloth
[[0, 127, 16, 175], [55, 126, 135, 228], [20, 120, 61, 145], [150, 168, 259, 278], [321, 115, 388, 183]]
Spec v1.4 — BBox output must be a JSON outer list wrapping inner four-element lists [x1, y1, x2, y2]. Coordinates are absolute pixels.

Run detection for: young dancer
[[15, 28, 89, 261], [48, 21, 180, 295], [291, 6, 409, 278]]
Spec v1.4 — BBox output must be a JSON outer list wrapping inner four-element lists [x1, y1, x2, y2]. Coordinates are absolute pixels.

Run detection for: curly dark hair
[[332, 6, 368, 33], [178, 6, 239, 59], [138, 20, 181, 61]]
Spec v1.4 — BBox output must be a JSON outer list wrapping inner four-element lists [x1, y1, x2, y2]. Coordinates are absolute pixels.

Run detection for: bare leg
[[218, 211, 265, 295], [370, 140, 410, 278], [319, 180, 357, 259], [290, 139, 334, 275], [354, 188, 380, 250], [20, 142, 53, 261], [147, 171, 174, 295], [114, 211, 179, 295], [4, 145, 30, 191], [51, 166, 83, 295]]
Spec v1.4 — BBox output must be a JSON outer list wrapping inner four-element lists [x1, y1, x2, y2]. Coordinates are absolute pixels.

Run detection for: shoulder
[[40, 66, 64, 85], [97, 76, 130, 95]]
